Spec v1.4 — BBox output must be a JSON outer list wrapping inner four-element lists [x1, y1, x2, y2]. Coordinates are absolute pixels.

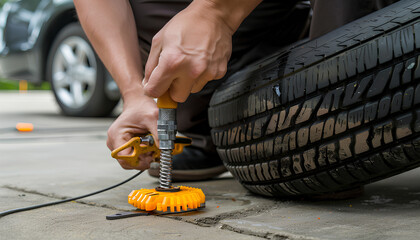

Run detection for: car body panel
[[0, 0, 75, 83]]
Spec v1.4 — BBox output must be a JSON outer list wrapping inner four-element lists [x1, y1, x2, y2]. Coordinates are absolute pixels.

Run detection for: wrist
[[192, 0, 262, 32], [121, 83, 149, 106]]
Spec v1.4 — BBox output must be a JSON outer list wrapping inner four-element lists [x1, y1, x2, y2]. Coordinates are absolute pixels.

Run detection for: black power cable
[[0, 171, 143, 218]]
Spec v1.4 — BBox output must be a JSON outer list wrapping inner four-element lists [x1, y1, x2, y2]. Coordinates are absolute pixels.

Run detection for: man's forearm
[[196, 0, 263, 32], [74, 0, 262, 103], [74, 0, 145, 103]]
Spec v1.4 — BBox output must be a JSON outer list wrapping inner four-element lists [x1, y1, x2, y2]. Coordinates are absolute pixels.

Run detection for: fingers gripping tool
[[111, 92, 206, 214]]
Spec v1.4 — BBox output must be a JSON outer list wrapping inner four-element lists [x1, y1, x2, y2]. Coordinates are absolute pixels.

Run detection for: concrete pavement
[[1, 91, 420, 240]]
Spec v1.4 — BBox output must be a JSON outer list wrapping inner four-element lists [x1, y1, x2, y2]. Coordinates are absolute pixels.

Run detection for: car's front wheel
[[47, 23, 119, 117]]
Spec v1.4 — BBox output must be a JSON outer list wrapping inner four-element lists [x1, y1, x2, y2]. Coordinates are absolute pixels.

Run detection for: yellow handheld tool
[[111, 134, 191, 168], [111, 92, 206, 213]]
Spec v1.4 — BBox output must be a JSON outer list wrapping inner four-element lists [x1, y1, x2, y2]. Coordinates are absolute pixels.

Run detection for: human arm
[[74, 0, 157, 170], [73, 0, 262, 170]]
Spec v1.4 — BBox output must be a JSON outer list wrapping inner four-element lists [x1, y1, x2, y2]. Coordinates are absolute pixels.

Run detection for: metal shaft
[[159, 149, 173, 189], [157, 108, 177, 189]]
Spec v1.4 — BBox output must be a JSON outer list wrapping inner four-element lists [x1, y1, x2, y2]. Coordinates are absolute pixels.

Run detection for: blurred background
[[0, 0, 121, 117]]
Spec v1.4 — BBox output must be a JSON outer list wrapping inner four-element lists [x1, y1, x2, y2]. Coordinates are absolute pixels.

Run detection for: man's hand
[[106, 95, 159, 170], [75, 0, 261, 171], [75, 0, 157, 170], [142, 0, 236, 103]]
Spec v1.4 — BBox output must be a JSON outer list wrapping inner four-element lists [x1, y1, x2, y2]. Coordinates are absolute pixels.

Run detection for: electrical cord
[[0, 171, 143, 218]]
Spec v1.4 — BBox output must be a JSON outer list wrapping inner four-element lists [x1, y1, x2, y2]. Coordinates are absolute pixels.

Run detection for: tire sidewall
[[209, 0, 420, 197]]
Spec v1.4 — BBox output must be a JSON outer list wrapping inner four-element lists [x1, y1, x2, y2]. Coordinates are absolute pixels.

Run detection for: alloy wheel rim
[[52, 36, 97, 109]]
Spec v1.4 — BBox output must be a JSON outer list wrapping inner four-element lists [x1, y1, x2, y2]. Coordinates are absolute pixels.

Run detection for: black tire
[[209, 0, 420, 197], [47, 23, 119, 117]]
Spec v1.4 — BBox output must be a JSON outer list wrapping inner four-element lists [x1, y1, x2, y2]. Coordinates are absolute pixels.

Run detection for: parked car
[[0, 0, 120, 116]]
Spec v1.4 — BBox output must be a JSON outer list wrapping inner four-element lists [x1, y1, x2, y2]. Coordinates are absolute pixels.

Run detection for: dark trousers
[[129, 0, 389, 151]]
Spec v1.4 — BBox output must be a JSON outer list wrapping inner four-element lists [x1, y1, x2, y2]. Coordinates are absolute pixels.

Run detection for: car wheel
[[47, 23, 119, 117], [209, 0, 420, 197]]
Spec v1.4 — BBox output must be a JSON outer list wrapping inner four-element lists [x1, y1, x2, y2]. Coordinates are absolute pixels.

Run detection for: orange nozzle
[[157, 91, 178, 109], [16, 123, 34, 132]]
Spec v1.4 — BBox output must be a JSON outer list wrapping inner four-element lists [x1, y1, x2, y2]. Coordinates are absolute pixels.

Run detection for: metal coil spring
[[159, 149, 172, 189]]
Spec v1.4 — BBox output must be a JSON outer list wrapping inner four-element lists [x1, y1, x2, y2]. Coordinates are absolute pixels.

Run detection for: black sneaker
[[148, 146, 227, 181]]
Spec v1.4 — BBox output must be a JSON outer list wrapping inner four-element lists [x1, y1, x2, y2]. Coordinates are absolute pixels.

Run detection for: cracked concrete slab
[[0, 92, 273, 239], [0, 188, 258, 240], [220, 170, 420, 240], [0, 137, 275, 221], [0, 134, 271, 215], [3, 91, 420, 240]]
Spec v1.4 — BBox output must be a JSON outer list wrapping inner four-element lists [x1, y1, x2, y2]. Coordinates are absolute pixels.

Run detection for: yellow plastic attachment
[[157, 91, 178, 109], [128, 186, 205, 213], [111, 135, 191, 167]]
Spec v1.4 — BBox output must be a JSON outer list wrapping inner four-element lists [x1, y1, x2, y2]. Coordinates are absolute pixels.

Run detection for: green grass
[[0, 79, 50, 90], [0, 2, 50, 90]]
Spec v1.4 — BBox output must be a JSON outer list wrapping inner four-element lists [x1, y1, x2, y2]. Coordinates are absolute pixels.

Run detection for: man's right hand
[[106, 95, 159, 170]]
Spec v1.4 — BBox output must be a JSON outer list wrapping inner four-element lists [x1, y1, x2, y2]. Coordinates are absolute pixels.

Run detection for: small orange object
[[217, 206, 220, 208], [318, 218, 321, 220], [16, 123, 34, 132], [19, 80, 28, 92]]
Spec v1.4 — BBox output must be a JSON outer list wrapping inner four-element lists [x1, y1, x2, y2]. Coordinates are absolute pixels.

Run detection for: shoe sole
[[148, 165, 227, 181]]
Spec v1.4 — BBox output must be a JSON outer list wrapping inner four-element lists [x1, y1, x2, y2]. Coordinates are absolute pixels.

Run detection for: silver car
[[0, 0, 120, 116]]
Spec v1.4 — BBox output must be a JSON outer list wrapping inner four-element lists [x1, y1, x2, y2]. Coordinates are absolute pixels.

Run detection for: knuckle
[[216, 66, 227, 79], [164, 54, 183, 71], [107, 125, 115, 136], [189, 70, 201, 79], [144, 85, 160, 98], [151, 35, 161, 45], [107, 126, 116, 135], [190, 63, 207, 79], [209, 69, 218, 79]]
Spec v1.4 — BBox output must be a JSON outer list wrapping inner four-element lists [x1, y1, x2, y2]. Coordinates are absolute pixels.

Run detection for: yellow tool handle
[[111, 135, 191, 167], [157, 91, 178, 109], [110, 137, 158, 167]]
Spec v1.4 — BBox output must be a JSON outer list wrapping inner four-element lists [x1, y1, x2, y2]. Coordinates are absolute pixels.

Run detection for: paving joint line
[[219, 223, 319, 240], [191, 204, 274, 226], [2, 185, 309, 239], [2, 185, 126, 212], [161, 201, 277, 234], [162, 202, 316, 240]]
